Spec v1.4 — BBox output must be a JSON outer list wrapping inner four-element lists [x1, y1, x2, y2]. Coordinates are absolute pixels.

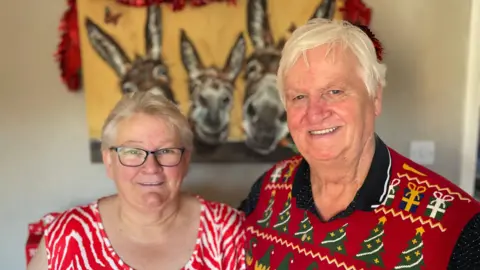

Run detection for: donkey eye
[[247, 103, 256, 116], [246, 61, 262, 79], [279, 111, 287, 122], [152, 66, 167, 80], [222, 96, 231, 105], [122, 82, 137, 93], [199, 95, 208, 107]]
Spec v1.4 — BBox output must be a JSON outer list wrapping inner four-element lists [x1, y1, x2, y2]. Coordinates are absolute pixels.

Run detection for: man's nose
[[306, 97, 331, 122]]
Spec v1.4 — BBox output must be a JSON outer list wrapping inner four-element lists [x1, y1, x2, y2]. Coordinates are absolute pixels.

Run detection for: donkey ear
[[223, 33, 246, 82], [310, 0, 336, 20], [85, 18, 131, 77], [247, 0, 274, 49], [145, 5, 163, 60], [180, 29, 204, 79]]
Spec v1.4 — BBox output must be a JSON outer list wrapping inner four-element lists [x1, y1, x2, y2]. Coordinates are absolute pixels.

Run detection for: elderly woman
[[28, 91, 245, 270], [239, 19, 480, 269]]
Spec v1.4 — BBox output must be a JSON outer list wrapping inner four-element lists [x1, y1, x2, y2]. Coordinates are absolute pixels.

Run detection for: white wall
[[0, 0, 475, 269]]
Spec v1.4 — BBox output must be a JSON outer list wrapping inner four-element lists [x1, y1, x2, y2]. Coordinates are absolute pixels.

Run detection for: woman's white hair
[[277, 18, 387, 104], [100, 91, 193, 151]]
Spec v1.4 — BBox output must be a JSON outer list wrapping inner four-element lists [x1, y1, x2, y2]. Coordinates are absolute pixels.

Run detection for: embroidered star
[[337, 246, 343, 251], [374, 227, 379, 233], [367, 244, 372, 249], [374, 258, 380, 264], [339, 228, 344, 233], [412, 239, 417, 244], [330, 232, 335, 237], [405, 255, 411, 261], [415, 251, 421, 256], [376, 238, 381, 243]]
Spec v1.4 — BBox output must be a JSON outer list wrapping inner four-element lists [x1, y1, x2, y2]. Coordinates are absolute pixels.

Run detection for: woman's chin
[[140, 192, 171, 209]]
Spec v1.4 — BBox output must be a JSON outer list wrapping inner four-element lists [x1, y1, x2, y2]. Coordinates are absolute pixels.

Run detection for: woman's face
[[102, 112, 190, 211]]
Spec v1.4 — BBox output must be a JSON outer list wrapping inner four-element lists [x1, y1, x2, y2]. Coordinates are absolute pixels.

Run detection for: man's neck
[[309, 135, 376, 199]]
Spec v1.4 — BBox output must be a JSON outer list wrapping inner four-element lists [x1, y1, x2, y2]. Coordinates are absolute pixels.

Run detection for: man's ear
[[373, 86, 383, 117], [102, 149, 114, 179]]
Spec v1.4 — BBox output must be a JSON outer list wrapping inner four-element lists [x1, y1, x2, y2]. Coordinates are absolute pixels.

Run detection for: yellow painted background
[[77, 0, 345, 141]]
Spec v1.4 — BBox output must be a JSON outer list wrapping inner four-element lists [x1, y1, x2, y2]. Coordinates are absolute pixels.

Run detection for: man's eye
[[329, 90, 343, 95], [293, 95, 305, 101]]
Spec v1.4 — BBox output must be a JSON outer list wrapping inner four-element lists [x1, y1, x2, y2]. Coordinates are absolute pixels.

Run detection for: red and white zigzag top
[[44, 197, 246, 270]]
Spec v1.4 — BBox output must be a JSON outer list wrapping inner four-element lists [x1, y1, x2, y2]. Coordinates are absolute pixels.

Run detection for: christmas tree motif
[[255, 245, 274, 270], [246, 237, 257, 266], [277, 252, 294, 270], [283, 163, 295, 183], [257, 190, 276, 228], [273, 192, 292, 233], [424, 191, 454, 220], [294, 212, 314, 243], [382, 178, 400, 206], [270, 163, 286, 183], [394, 227, 426, 270], [355, 216, 387, 267], [306, 262, 318, 270], [320, 223, 349, 255], [399, 182, 427, 213]]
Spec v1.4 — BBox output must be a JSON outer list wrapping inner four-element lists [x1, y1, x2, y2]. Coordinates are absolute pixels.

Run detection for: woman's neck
[[116, 195, 182, 243]]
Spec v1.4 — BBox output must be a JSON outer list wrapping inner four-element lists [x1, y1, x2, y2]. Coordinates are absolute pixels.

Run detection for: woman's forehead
[[115, 113, 178, 146]]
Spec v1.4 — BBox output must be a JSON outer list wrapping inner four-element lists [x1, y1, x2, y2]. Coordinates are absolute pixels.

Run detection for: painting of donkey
[[243, 0, 336, 155], [180, 30, 246, 147], [85, 6, 175, 102]]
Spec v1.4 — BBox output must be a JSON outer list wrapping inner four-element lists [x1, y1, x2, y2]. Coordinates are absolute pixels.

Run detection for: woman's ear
[[102, 149, 114, 179]]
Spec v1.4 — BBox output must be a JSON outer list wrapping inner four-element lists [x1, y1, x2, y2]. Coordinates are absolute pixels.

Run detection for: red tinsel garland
[[55, 0, 82, 92], [341, 0, 372, 26]]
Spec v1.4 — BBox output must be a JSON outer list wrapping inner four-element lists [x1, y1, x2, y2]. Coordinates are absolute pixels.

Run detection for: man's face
[[284, 44, 382, 162]]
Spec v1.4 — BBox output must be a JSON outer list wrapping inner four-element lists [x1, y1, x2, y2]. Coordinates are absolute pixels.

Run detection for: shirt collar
[[292, 134, 392, 218]]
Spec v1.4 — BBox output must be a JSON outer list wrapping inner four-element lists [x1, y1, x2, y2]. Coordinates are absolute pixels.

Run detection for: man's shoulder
[[387, 146, 480, 216], [388, 146, 471, 194]]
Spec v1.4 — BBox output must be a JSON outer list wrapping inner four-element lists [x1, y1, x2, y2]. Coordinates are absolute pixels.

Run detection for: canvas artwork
[[77, 0, 347, 163]]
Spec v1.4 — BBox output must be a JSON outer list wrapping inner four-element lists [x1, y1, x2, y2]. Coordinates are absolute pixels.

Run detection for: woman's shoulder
[[197, 196, 245, 225], [45, 200, 99, 237]]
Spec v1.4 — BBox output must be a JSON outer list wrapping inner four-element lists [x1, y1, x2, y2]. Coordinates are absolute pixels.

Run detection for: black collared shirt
[[239, 136, 480, 269]]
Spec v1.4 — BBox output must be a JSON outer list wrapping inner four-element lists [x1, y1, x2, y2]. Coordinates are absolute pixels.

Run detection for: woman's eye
[[158, 149, 174, 155]]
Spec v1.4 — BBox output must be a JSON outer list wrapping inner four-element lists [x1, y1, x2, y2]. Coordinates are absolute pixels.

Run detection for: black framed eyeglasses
[[109, 146, 186, 167]]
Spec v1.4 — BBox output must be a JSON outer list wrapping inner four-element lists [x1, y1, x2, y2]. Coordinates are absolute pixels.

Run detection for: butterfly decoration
[[104, 6, 122, 25]]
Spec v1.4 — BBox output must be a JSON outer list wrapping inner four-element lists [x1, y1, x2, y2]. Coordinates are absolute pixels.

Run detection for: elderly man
[[239, 19, 480, 269]]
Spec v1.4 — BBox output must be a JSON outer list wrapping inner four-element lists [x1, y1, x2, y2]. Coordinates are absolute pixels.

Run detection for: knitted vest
[[244, 148, 480, 270]]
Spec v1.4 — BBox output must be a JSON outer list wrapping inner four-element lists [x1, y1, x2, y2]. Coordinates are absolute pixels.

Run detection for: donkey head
[[243, 0, 337, 155], [180, 30, 246, 146], [85, 6, 175, 102], [243, 0, 288, 155]]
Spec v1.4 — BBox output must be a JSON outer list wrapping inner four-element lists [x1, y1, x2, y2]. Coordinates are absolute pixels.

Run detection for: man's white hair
[[100, 91, 193, 151], [277, 18, 387, 104]]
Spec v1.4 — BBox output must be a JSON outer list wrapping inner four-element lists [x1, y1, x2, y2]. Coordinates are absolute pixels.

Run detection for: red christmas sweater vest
[[244, 148, 480, 270]]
